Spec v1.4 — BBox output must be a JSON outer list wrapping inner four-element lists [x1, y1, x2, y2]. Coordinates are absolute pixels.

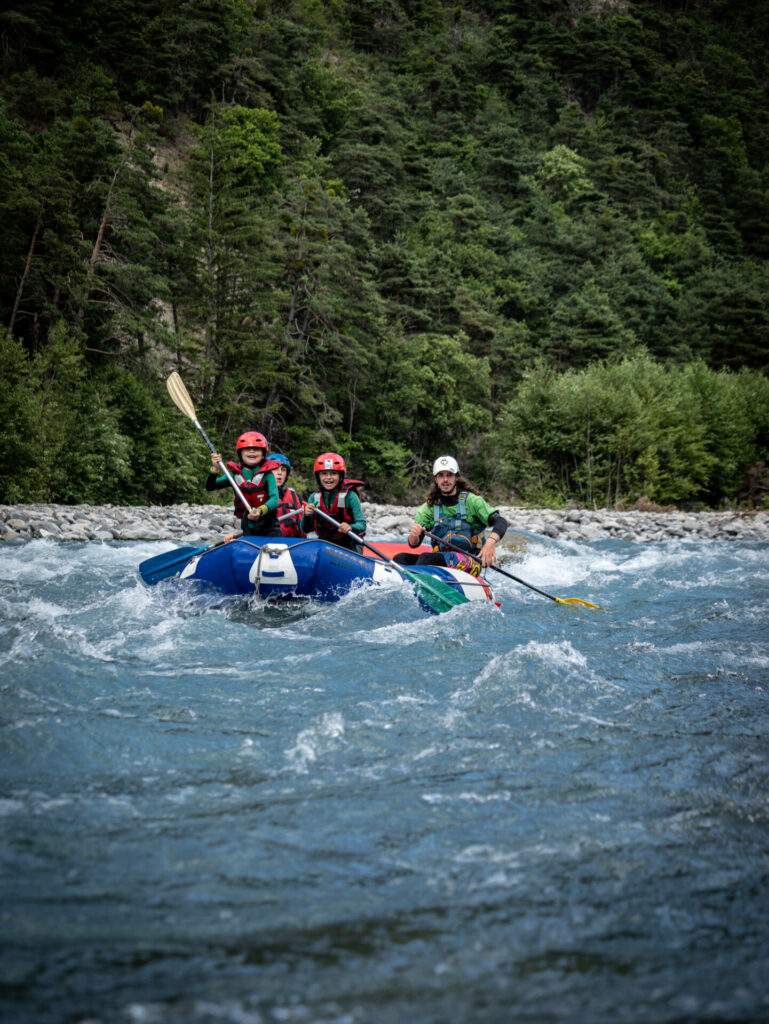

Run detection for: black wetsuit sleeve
[[205, 472, 228, 492], [488, 513, 508, 540]]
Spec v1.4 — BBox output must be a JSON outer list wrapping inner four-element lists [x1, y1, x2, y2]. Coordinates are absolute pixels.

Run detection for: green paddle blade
[[402, 566, 470, 614]]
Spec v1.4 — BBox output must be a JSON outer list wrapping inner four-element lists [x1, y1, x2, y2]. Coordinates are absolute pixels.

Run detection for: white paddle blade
[[166, 372, 197, 421]]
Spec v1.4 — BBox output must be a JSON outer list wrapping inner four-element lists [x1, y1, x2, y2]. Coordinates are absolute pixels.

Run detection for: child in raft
[[270, 453, 305, 537], [206, 430, 282, 537], [301, 452, 366, 552]]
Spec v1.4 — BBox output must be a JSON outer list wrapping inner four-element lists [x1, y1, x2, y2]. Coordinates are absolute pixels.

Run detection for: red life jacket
[[278, 486, 304, 537], [225, 458, 280, 517], [309, 479, 365, 542]]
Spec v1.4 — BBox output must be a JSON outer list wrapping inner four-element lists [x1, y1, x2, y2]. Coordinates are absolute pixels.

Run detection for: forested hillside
[[1, 0, 768, 507]]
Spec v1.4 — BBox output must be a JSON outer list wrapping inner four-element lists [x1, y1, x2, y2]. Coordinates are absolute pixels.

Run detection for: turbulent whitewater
[[1, 535, 768, 1024]]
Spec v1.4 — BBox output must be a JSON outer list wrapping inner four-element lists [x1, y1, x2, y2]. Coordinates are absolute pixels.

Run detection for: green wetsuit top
[[413, 492, 499, 534], [301, 486, 366, 536]]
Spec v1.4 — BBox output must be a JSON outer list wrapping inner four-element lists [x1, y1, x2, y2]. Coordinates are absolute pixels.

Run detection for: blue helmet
[[271, 453, 292, 472]]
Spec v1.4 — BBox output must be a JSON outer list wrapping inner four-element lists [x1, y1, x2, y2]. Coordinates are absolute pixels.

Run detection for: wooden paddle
[[308, 505, 469, 614], [166, 371, 253, 512], [425, 530, 603, 609]]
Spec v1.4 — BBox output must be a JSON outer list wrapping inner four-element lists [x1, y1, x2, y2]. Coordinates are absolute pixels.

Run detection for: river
[[1, 535, 768, 1024]]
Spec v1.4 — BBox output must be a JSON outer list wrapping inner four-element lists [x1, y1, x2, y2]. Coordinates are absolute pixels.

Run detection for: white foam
[[660, 641, 715, 655], [413, 744, 440, 761], [0, 541, 63, 582], [455, 843, 521, 867], [455, 640, 588, 698], [38, 796, 74, 811], [723, 650, 769, 669], [165, 785, 198, 805], [357, 618, 431, 644], [285, 711, 345, 773], [510, 537, 755, 600], [22, 596, 70, 620], [422, 790, 512, 804], [281, 650, 325, 664], [517, 639, 588, 667]]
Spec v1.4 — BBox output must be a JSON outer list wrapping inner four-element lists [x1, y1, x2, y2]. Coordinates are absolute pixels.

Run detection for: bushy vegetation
[[1, 0, 767, 506], [498, 351, 769, 507]]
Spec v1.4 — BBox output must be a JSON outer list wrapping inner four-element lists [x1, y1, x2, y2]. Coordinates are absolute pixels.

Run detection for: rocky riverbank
[[1, 502, 768, 544]]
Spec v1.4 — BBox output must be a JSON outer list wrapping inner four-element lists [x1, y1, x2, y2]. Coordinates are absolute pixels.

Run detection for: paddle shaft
[[194, 418, 254, 512], [425, 529, 596, 606], [305, 506, 467, 600], [303, 505, 472, 609], [308, 504, 405, 569]]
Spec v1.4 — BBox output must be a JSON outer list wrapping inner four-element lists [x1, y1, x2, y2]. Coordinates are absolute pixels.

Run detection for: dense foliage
[[499, 352, 769, 507], [1, 0, 767, 507]]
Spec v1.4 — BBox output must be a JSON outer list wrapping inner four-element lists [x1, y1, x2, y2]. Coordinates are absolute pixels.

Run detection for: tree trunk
[[9, 208, 43, 333], [85, 160, 122, 290], [204, 107, 216, 367]]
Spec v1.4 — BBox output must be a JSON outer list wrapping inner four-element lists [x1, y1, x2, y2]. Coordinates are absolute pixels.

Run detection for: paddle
[[139, 539, 230, 586], [277, 508, 304, 524], [425, 530, 602, 609], [166, 371, 253, 512], [139, 508, 301, 587], [141, 508, 307, 587], [308, 505, 469, 614]]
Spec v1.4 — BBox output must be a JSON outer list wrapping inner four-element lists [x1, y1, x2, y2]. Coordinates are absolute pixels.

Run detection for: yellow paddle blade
[[554, 596, 604, 609], [166, 371, 197, 421]]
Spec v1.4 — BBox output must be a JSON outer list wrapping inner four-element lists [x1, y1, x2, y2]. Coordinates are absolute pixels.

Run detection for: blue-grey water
[[1, 535, 768, 1024]]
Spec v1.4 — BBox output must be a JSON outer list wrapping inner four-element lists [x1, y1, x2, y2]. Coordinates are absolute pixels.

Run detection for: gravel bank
[[1, 502, 768, 544]]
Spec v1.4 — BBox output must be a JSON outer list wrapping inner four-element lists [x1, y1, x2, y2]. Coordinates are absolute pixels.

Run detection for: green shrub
[[499, 351, 768, 507]]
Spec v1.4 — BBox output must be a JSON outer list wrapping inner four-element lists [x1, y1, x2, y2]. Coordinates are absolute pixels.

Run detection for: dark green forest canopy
[[1, 0, 768, 507]]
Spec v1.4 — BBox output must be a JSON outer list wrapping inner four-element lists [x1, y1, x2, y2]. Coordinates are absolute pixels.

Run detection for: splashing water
[[1, 536, 768, 1024]]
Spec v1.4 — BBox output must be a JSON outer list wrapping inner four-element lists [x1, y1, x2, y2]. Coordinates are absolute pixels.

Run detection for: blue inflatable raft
[[139, 537, 494, 612]]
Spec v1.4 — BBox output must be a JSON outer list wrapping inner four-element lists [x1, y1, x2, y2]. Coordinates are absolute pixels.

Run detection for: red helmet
[[236, 431, 268, 452], [314, 452, 346, 474]]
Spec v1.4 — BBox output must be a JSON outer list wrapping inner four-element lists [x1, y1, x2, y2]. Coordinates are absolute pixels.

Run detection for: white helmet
[[432, 455, 460, 476]]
